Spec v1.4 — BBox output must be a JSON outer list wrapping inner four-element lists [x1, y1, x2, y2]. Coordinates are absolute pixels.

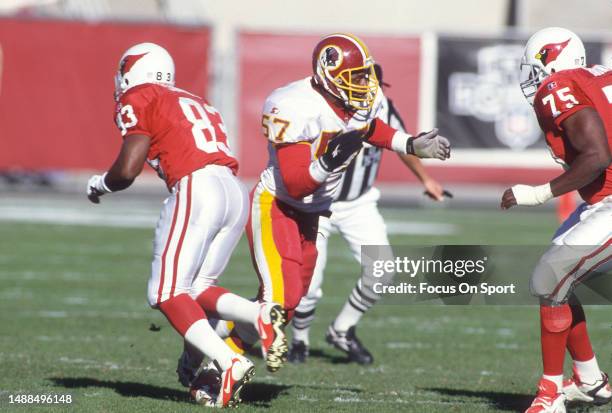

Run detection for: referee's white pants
[[295, 187, 392, 313]]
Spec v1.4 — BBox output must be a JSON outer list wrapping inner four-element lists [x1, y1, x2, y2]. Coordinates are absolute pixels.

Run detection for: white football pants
[[531, 195, 611, 303], [147, 165, 249, 306]]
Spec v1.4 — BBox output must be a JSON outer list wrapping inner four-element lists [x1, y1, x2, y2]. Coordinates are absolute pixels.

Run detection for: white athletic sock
[[292, 325, 311, 346], [333, 301, 365, 333], [215, 293, 259, 326], [291, 309, 316, 345], [184, 319, 235, 370], [574, 357, 602, 384], [542, 374, 564, 391]]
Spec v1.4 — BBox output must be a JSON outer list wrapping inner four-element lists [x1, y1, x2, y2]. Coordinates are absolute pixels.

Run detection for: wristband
[[512, 183, 553, 206], [309, 159, 331, 183], [95, 172, 113, 193], [391, 131, 411, 154]]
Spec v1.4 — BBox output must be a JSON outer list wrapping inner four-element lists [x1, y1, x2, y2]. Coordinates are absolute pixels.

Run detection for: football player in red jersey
[[86, 43, 287, 407], [501, 27, 612, 413]]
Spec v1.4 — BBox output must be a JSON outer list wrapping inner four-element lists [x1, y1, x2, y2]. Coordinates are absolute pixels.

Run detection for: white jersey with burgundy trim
[[259, 77, 385, 213]]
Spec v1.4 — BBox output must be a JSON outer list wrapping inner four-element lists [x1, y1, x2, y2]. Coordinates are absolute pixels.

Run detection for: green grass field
[[1, 207, 611, 412]]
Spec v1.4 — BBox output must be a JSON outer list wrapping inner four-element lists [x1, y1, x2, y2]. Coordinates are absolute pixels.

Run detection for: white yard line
[[0, 204, 457, 235]]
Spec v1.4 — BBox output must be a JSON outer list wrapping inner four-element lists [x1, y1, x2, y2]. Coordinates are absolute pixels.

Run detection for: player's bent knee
[[529, 252, 561, 299], [284, 288, 306, 313], [540, 304, 572, 333], [296, 288, 322, 312]]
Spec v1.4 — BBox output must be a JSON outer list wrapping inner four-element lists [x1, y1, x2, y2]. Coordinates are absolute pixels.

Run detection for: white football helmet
[[114, 42, 175, 100], [519, 27, 585, 104]]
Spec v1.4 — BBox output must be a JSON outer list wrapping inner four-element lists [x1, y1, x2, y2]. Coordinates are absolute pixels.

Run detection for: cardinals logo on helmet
[[320, 46, 343, 71], [535, 39, 570, 66], [119, 53, 148, 75]]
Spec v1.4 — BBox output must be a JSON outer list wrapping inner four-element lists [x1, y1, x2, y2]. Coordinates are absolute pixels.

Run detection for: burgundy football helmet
[[312, 33, 379, 112]]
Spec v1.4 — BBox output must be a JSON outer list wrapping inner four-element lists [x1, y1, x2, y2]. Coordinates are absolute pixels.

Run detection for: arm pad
[[366, 118, 403, 151]]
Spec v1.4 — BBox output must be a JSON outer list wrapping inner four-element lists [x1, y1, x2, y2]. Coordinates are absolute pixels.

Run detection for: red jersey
[[533, 65, 612, 204], [115, 84, 238, 189]]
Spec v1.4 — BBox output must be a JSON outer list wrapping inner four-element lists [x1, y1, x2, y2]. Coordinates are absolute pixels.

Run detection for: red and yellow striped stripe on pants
[[246, 184, 319, 320]]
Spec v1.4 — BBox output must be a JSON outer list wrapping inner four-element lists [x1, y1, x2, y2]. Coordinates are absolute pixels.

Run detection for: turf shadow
[[307, 348, 354, 364], [48, 377, 189, 402], [240, 382, 291, 407], [422, 387, 533, 412], [49, 377, 292, 407]]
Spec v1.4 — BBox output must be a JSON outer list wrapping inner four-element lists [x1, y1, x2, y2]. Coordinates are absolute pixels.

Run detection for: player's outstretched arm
[[87, 134, 151, 204], [501, 108, 611, 209], [366, 119, 451, 160]]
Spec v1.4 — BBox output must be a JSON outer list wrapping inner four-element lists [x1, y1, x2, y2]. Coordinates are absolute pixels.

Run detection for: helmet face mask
[[313, 33, 379, 112], [332, 64, 378, 110], [519, 27, 585, 105], [519, 60, 548, 105], [114, 42, 175, 101]]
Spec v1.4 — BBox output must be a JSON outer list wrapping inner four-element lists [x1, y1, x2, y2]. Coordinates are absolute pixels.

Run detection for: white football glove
[[408, 128, 451, 160], [87, 173, 112, 204], [511, 183, 553, 206]]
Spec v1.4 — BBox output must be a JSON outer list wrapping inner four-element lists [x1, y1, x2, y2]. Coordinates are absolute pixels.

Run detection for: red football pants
[[246, 185, 319, 320]]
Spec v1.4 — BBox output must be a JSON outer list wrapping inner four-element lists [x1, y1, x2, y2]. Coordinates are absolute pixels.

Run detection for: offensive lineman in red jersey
[[215, 33, 451, 370], [86, 43, 287, 407], [501, 28, 612, 413]]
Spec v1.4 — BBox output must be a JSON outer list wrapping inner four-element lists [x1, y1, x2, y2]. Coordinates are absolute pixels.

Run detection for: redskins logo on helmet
[[312, 33, 379, 112], [319, 45, 343, 71]]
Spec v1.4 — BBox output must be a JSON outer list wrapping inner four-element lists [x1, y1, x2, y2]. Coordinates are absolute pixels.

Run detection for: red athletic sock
[[567, 303, 595, 362], [195, 286, 230, 319], [540, 304, 572, 376], [158, 293, 207, 336]]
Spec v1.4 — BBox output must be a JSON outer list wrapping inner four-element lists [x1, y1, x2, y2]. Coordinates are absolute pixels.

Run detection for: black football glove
[[318, 129, 365, 172]]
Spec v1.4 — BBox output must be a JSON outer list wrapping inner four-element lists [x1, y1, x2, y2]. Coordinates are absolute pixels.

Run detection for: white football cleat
[[563, 370, 612, 405], [256, 302, 288, 372], [216, 355, 255, 408], [525, 378, 566, 413]]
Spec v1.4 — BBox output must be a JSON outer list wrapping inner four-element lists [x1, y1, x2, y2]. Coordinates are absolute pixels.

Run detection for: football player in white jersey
[[217, 33, 451, 371], [288, 63, 449, 364]]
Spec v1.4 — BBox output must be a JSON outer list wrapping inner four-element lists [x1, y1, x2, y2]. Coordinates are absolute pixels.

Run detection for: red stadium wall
[[0, 19, 210, 171], [237, 31, 421, 181]]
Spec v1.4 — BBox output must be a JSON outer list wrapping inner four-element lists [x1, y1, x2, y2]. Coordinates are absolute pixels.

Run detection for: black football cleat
[[287, 340, 309, 363], [325, 325, 373, 365]]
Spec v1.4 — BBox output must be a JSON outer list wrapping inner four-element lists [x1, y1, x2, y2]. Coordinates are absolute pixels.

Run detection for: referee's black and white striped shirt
[[336, 97, 407, 202]]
